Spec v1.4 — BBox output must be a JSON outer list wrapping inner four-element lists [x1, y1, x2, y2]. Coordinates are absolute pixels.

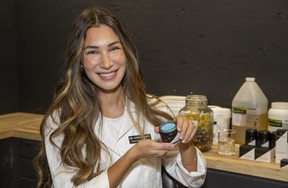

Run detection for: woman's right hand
[[131, 139, 176, 160]]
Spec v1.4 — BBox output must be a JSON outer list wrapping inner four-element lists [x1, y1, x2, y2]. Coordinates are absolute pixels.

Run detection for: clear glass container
[[179, 95, 214, 151]]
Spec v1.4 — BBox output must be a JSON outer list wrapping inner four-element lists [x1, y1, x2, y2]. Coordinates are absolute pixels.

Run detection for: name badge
[[129, 134, 151, 144]]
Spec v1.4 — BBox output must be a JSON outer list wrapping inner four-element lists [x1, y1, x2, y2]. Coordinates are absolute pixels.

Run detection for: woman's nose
[[100, 53, 114, 69]]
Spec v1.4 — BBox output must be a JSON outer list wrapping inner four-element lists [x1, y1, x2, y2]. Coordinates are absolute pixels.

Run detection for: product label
[[232, 107, 247, 126], [247, 140, 256, 146], [269, 119, 288, 131], [232, 106, 264, 127], [268, 118, 283, 128], [284, 120, 288, 129], [232, 106, 246, 114]]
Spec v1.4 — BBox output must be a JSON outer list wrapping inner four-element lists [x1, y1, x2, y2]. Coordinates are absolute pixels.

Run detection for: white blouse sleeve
[[44, 116, 110, 188], [162, 148, 207, 188]]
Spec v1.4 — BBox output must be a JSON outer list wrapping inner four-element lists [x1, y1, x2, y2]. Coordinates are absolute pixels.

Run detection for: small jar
[[179, 95, 214, 151], [245, 128, 257, 146], [268, 102, 288, 132], [256, 130, 271, 148], [160, 121, 179, 143]]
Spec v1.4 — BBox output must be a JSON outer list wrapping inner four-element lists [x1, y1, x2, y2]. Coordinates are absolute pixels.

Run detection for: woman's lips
[[98, 70, 117, 80]]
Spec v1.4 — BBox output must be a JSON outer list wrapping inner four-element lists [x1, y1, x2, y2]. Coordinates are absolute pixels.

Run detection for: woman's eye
[[86, 50, 99, 55], [110, 46, 120, 52]]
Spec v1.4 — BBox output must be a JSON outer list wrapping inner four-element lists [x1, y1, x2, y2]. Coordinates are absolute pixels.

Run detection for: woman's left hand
[[175, 115, 198, 144]]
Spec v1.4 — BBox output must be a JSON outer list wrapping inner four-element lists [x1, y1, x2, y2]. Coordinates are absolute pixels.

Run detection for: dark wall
[[1, 0, 288, 114], [0, 0, 19, 114]]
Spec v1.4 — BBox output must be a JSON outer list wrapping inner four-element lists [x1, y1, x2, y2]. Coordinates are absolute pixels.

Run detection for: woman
[[34, 7, 206, 188]]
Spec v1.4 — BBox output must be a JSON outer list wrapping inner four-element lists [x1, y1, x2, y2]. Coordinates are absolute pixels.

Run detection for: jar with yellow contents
[[179, 95, 214, 151]]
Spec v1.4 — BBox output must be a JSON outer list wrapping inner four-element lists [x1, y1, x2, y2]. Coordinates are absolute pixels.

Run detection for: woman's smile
[[97, 69, 118, 80]]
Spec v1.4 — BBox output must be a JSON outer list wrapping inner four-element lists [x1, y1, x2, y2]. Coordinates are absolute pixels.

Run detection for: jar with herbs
[[179, 95, 214, 151]]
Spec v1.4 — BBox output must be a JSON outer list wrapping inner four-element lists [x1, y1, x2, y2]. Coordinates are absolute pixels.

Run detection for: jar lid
[[271, 102, 288, 109], [276, 129, 288, 138], [160, 121, 176, 133], [246, 128, 257, 139], [256, 130, 271, 147], [186, 95, 208, 104]]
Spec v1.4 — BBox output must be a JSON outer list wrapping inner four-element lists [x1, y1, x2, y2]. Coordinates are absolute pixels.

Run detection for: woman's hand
[[131, 139, 175, 161], [175, 115, 198, 144], [153, 116, 198, 172], [153, 116, 198, 145]]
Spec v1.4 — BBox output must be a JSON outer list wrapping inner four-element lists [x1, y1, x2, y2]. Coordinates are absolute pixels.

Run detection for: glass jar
[[179, 95, 214, 151]]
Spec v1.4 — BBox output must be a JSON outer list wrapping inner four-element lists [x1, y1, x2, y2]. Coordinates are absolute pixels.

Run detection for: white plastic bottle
[[208, 105, 231, 144], [268, 102, 288, 132], [232, 77, 268, 145]]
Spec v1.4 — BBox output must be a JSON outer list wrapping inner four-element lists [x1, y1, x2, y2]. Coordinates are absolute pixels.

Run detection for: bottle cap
[[245, 129, 257, 145], [276, 129, 288, 138], [256, 130, 271, 147], [246, 129, 257, 139], [246, 77, 255, 82]]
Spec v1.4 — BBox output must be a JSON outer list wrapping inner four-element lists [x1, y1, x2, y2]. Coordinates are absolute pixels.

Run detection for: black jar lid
[[246, 128, 257, 139], [256, 130, 271, 147], [276, 129, 288, 138]]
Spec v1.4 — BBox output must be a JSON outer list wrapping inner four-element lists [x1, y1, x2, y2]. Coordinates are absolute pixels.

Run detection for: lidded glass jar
[[179, 95, 214, 151]]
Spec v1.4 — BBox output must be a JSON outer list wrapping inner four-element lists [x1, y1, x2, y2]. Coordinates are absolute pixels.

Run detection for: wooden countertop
[[0, 112, 287, 182], [0, 112, 43, 141]]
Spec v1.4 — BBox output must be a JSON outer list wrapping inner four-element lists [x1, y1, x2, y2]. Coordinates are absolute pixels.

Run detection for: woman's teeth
[[99, 71, 115, 78]]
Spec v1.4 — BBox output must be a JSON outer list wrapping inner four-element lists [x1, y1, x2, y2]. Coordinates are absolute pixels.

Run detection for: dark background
[[1, 0, 288, 115]]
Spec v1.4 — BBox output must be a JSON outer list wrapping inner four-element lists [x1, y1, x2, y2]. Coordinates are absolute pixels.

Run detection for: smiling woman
[[33, 7, 207, 188]]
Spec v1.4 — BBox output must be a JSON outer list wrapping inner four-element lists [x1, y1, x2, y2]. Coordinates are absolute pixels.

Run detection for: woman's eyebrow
[[83, 45, 99, 50], [108, 41, 121, 47], [83, 41, 121, 50]]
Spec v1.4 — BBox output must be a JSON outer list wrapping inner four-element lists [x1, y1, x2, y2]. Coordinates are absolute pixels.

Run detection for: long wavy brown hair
[[33, 7, 172, 188]]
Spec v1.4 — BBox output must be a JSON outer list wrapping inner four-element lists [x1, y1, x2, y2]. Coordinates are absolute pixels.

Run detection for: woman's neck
[[99, 88, 126, 118]]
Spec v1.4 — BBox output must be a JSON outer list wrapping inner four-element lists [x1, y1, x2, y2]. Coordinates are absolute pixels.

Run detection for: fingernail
[[169, 143, 175, 148]]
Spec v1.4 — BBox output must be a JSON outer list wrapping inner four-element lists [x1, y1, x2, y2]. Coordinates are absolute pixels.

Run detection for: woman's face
[[82, 24, 127, 92]]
